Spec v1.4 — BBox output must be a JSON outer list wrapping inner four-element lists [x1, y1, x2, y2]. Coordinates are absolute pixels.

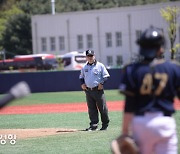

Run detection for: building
[[31, 1, 180, 68]]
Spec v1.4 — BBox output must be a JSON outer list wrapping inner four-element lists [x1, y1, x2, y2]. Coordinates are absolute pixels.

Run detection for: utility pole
[[51, 0, 55, 15], [3, 50, 6, 60], [0, 50, 6, 60]]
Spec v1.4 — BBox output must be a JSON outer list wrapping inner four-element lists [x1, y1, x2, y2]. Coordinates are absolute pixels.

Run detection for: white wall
[[31, 1, 180, 66]]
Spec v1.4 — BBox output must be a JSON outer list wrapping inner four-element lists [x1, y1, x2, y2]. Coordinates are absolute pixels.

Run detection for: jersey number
[[140, 73, 168, 95]]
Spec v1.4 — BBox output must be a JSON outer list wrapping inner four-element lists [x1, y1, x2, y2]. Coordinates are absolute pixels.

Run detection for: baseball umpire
[[111, 26, 180, 154], [79, 50, 110, 131]]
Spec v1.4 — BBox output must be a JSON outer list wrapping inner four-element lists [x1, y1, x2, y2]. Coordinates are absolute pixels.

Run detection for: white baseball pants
[[132, 112, 178, 154]]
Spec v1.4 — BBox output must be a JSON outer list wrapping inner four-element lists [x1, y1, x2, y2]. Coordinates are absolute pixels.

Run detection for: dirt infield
[[0, 128, 78, 139], [0, 100, 179, 115], [0, 99, 179, 139], [0, 101, 124, 115], [0, 101, 124, 139]]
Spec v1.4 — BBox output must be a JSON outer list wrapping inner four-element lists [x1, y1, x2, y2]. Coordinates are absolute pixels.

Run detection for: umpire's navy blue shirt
[[79, 61, 110, 88]]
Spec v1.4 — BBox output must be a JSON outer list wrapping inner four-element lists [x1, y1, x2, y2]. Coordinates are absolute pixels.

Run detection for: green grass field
[[0, 90, 179, 154], [6, 89, 124, 106]]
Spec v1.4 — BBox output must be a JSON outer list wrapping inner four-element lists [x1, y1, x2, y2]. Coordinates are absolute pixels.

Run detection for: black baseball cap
[[137, 26, 165, 59], [86, 50, 95, 56]]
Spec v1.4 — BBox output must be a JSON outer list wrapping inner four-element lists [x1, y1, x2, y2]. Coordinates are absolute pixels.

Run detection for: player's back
[[120, 59, 180, 115]]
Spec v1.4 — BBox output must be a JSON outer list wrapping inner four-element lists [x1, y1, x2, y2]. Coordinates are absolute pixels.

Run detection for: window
[[59, 36, 65, 50], [136, 30, 142, 40], [106, 33, 112, 47], [107, 56, 113, 66], [41, 37, 47, 52], [116, 55, 123, 66], [50, 37, 56, 51], [77, 35, 83, 49], [62, 57, 71, 67], [75, 56, 87, 63], [116, 32, 122, 46], [87, 34, 93, 48]]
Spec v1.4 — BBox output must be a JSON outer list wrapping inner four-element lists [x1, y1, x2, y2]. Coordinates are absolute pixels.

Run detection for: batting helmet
[[137, 26, 165, 59]]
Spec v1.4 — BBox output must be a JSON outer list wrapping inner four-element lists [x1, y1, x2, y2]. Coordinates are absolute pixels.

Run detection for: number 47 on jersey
[[140, 73, 168, 96]]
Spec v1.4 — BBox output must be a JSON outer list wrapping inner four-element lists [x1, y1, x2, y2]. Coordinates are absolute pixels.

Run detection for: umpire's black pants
[[85, 89, 109, 127]]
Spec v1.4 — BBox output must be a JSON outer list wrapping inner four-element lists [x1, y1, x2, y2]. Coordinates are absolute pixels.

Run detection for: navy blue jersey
[[119, 59, 180, 115]]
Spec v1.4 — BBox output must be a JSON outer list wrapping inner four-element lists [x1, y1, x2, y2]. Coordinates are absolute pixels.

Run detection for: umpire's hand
[[81, 84, 87, 91], [98, 84, 103, 90]]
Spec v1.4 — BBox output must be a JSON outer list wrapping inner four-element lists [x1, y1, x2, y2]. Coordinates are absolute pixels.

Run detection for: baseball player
[[112, 26, 180, 154], [79, 50, 110, 131]]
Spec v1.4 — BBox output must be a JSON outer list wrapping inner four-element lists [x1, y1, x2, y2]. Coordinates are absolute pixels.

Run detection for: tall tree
[[1, 14, 32, 57], [160, 6, 180, 59], [17, 0, 51, 15], [0, 3, 23, 59], [0, 0, 51, 58], [0, 0, 22, 43]]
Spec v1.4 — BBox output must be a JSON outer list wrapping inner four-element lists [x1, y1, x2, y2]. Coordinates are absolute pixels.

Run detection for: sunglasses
[[87, 55, 93, 57]]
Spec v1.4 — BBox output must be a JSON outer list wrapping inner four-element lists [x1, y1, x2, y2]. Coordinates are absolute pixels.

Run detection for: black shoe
[[85, 126, 98, 131], [100, 125, 108, 131]]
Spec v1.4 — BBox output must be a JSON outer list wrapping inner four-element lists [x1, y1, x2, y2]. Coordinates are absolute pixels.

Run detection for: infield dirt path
[[0, 101, 124, 115], [0, 99, 179, 139], [0, 99, 179, 115]]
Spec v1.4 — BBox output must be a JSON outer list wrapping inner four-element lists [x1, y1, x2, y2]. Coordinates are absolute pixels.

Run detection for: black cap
[[86, 50, 95, 56], [137, 26, 165, 48], [137, 26, 165, 59]]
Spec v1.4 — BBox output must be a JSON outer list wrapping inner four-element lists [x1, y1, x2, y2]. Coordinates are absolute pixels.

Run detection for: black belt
[[87, 86, 98, 91], [136, 112, 172, 117]]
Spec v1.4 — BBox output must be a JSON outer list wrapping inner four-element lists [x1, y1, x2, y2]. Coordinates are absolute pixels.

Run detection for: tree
[[0, 0, 51, 58], [160, 6, 180, 60], [17, 0, 51, 15], [0, 3, 23, 51], [1, 14, 32, 58]]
